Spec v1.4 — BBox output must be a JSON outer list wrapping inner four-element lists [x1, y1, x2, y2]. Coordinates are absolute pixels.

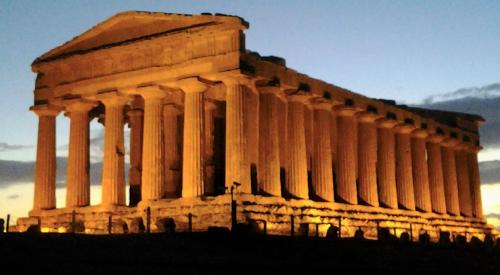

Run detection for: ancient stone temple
[[17, 11, 492, 239]]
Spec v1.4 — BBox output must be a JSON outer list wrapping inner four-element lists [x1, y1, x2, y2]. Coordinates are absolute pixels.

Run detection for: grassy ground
[[1, 232, 499, 274]]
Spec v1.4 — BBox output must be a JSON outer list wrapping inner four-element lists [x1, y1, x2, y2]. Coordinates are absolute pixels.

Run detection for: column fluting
[[127, 97, 143, 206], [467, 146, 483, 218], [312, 103, 334, 201], [335, 106, 357, 204], [455, 144, 472, 217], [376, 118, 398, 208], [356, 112, 378, 206], [395, 124, 416, 210], [65, 100, 97, 208], [140, 87, 166, 201], [427, 134, 447, 214], [163, 103, 180, 198], [99, 94, 128, 206], [411, 129, 432, 212], [258, 88, 281, 196], [441, 138, 460, 216]]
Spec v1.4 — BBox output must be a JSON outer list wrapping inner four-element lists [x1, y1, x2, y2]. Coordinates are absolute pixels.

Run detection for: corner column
[[411, 129, 432, 212], [426, 134, 447, 214], [285, 95, 309, 199], [441, 138, 460, 215], [312, 102, 334, 201], [65, 100, 97, 207], [140, 86, 166, 201], [31, 104, 62, 211], [356, 111, 379, 206], [257, 87, 281, 196], [98, 93, 129, 207], [335, 105, 357, 204], [394, 124, 416, 210], [376, 118, 398, 208]]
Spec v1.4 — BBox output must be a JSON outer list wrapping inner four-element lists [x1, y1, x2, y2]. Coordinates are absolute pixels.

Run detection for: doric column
[[65, 100, 97, 207], [441, 138, 460, 215], [31, 104, 62, 211], [394, 123, 415, 210], [98, 93, 128, 207], [455, 143, 472, 217], [127, 97, 143, 206], [164, 103, 181, 198], [257, 88, 281, 196], [356, 111, 378, 206], [411, 129, 432, 212], [426, 134, 447, 214], [467, 146, 483, 218], [312, 102, 334, 201], [181, 80, 207, 198], [376, 118, 398, 208], [204, 100, 217, 195], [140, 86, 166, 201], [335, 105, 357, 204], [224, 78, 251, 193], [285, 95, 309, 199]]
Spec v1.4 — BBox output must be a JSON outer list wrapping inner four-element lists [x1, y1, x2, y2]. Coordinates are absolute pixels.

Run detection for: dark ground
[[1, 232, 499, 274]]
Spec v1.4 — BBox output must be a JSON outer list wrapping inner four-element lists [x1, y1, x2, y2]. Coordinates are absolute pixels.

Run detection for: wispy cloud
[[422, 83, 500, 104], [6, 194, 20, 200], [0, 142, 33, 152], [479, 161, 500, 185]]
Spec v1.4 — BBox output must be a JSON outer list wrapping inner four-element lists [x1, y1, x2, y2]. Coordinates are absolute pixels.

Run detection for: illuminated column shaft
[[312, 104, 334, 201], [258, 90, 281, 196], [427, 135, 447, 214], [357, 112, 378, 206], [141, 88, 166, 201], [455, 145, 472, 217], [467, 148, 483, 218], [286, 97, 309, 199], [441, 139, 460, 215], [66, 100, 96, 207], [225, 81, 250, 193], [335, 106, 357, 204], [376, 119, 398, 208], [32, 105, 61, 210], [127, 98, 143, 206], [100, 95, 128, 206], [204, 101, 216, 195], [395, 124, 415, 210], [182, 89, 205, 198], [411, 129, 432, 212], [164, 103, 180, 197]]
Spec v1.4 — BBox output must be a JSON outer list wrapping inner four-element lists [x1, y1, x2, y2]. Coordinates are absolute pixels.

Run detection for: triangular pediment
[[34, 11, 247, 64]]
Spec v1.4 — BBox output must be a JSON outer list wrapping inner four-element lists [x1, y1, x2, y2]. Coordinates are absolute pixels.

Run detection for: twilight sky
[[0, 0, 499, 226]]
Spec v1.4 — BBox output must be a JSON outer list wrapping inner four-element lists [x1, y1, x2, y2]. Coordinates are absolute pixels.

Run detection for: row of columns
[[31, 79, 483, 219]]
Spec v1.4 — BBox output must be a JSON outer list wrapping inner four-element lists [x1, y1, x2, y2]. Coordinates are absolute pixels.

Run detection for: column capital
[[394, 123, 415, 134], [427, 133, 445, 143], [465, 144, 482, 154], [30, 104, 63, 117], [441, 137, 460, 148], [62, 99, 99, 113], [92, 91, 130, 106], [219, 74, 255, 88], [136, 85, 167, 100], [411, 128, 429, 139], [170, 77, 210, 94], [356, 111, 379, 123], [376, 117, 398, 128], [333, 104, 357, 116], [287, 93, 311, 104]]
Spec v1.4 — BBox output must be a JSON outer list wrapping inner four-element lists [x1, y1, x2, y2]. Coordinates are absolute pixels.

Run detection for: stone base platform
[[16, 194, 493, 241]]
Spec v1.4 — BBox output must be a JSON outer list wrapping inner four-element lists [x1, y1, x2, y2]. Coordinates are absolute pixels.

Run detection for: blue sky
[[0, 0, 499, 224]]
